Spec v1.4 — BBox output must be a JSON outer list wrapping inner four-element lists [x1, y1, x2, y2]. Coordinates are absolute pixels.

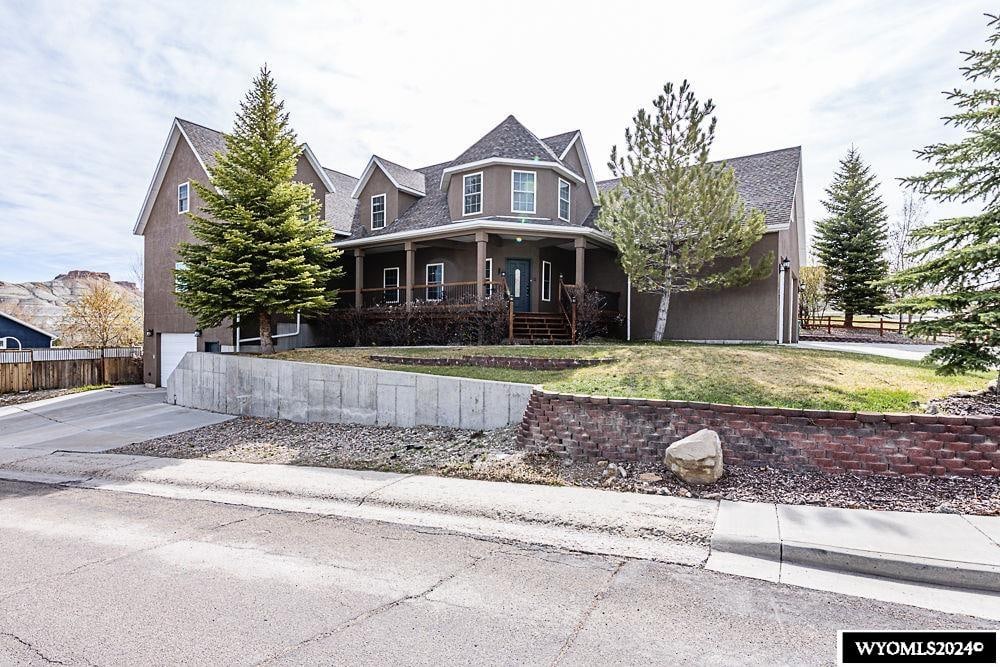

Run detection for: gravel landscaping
[[928, 387, 1000, 416], [0, 386, 106, 407], [113, 417, 1000, 516]]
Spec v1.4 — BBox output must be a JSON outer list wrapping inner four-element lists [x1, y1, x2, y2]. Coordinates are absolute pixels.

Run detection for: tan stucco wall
[[357, 166, 420, 232], [627, 233, 781, 342], [446, 165, 586, 224], [141, 137, 331, 385]]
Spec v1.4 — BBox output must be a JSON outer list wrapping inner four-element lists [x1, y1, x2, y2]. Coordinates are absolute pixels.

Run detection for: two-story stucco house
[[134, 115, 805, 386]]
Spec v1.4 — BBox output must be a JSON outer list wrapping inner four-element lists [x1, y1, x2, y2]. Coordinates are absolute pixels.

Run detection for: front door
[[505, 258, 531, 312]]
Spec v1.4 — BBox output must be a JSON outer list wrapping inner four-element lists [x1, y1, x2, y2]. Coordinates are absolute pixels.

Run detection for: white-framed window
[[174, 261, 187, 293], [371, 193, 387, 229], [541, 260, 552, 302], [463, 172, 483, 216], [558, 178, 571, 222], [511, 170, 536, 214], [484, 257, 493, 296], [177, 182, 190, 214], [425, 263, 444, 301], [383, 267, 400, 304]]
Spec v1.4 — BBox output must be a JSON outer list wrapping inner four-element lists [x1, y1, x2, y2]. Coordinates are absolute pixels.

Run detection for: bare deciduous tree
[[62, 281, 142, 348]]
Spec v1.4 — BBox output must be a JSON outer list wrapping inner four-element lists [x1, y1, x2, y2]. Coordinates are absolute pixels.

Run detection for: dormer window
[[463, 172, 483, 216], [511, 170, 536, 214], [371, 193, 387, 229], [558, 178, 571, 222], [177, 182, 190, 214]]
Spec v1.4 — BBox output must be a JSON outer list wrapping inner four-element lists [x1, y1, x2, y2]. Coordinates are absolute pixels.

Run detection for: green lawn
[[275, 343, 991, 413]]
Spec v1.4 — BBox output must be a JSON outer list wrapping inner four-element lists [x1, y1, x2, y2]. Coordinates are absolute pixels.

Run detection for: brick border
[[369, 355, 615, 371], [517, 389, 1000, 477]]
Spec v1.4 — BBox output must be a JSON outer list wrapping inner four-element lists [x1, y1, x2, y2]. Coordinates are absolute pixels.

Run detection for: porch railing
[[337, 280, 508, 309]]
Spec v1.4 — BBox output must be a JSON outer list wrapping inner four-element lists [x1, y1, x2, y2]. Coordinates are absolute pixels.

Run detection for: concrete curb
[[709, 501, 1000, 593], [0, 451, 716, 566]]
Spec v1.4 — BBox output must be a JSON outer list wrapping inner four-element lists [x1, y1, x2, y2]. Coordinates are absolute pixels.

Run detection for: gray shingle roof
[[177, 118, 227, 169], [323, 168, 359, 234], [542, 131, 578, 157], [374, 156, 426, 195], [594, 146, 801, 229], [453, 115, 564, 166]]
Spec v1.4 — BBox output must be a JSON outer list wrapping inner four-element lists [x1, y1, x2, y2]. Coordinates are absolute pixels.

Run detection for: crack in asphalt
[[0, 630, 68, 665], [550, 559, 626, 666], [256, 554, 486, 665]]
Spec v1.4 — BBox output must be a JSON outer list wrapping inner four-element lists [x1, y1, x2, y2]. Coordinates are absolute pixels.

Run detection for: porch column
[[574, 237, 586, 286], [404, 241, 415, 305], [354, 249, 364, 309], [475, 231, 488, 305]]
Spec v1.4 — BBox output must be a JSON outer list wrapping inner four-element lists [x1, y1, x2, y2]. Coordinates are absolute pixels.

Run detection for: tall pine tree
[[888, 14, 1000, 377], [176, 67, 342, 354], [814, 147, 889, 326]]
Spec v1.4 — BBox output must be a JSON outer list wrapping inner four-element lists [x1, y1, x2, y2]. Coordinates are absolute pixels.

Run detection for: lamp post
[[777, 256, 791, 344]]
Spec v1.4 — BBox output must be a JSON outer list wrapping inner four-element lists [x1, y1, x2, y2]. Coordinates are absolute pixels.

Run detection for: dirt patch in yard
[[111, 417, 999, 516]]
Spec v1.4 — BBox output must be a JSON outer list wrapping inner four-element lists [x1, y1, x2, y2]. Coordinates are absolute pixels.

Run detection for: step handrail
[[557, 276, 577, 344]]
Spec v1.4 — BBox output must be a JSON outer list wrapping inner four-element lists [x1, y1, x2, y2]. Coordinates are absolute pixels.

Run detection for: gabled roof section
[[555, 131, 599, 202], [350, 155, 427, 199], [542, 130, 579, 158], [134, 118, 337, 236], [595, 146, 803, 230], [176, 119, 226, 169], [453, 115, 564, 165], [440, 116, 585, 192], [0, 311, 57, 341], [323, 168, 359, 235]]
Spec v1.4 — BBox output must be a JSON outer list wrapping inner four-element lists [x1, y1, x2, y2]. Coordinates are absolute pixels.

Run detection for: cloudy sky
[[0, 0, 992, 283]]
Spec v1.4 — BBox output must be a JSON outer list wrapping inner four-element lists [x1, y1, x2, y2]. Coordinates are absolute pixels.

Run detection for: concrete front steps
[[512, 312, 573, 344]]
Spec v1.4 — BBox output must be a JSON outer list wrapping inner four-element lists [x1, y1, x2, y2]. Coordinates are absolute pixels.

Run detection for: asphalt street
[[0, 480, 992, 666]]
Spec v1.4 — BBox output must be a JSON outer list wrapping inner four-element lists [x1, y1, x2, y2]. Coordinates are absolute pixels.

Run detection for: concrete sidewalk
[[0, 451, 716, 565], [0, 451, 997, 619]]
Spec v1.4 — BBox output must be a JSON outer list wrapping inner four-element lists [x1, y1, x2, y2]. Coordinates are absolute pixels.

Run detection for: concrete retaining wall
[[167, 352, 533, 430]]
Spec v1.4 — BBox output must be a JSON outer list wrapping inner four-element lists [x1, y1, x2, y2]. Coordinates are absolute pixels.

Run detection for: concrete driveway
[[0, 385, 232, 454], [795, 340, 940, 361]]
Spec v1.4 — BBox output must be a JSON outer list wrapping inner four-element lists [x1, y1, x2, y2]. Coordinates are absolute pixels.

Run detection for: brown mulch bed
[[112, 417, 1000, 516]]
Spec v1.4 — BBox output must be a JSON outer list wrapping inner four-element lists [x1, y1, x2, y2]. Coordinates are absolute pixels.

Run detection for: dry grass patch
[[275, 343, 991, 413]]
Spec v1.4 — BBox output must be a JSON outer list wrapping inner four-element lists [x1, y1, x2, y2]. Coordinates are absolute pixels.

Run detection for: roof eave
[[0, 312, 58, 340], [334, 218, 613, 249], [133, 119, 213, 237], [439, 158, 586, 191], [350, 156, 426, 199]]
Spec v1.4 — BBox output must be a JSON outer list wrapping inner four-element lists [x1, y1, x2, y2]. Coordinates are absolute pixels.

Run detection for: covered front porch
[[332, 228, 625, 343]]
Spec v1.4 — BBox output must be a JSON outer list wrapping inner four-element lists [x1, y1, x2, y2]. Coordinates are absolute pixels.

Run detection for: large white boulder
[[664, 429, 724, 485]]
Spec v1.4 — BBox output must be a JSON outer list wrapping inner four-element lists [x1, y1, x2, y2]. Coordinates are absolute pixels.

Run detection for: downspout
[[235, 312, 302, 352], [626, 276, 632, 342]]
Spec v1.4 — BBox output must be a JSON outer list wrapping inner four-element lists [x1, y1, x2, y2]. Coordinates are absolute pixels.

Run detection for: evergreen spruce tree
[[597, 80, 772, 341], [813, 147, 889, 326], [888, 14, 1000, 377], [176, 67, 342, 354]]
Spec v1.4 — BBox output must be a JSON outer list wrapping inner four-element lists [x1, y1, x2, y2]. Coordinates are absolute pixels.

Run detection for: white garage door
[[160, 333, 197, 387]]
